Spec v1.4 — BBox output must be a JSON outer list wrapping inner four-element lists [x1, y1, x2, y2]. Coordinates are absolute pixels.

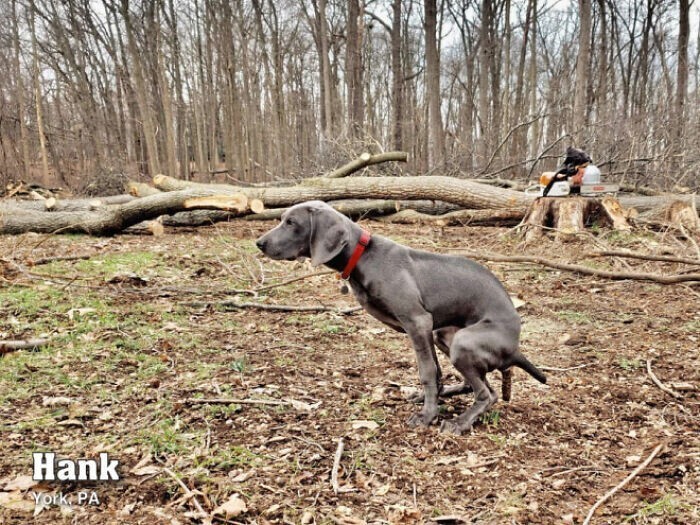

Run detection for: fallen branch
[[184, 397, 319, 411], [161, 467, 209, 522], [182, 299, 362, 314], [582, 443, 665, 525], [646, 359, 682, 399], [460, 252, 700, 284], [25, 253, 96, 266], [591, 250, 700, 266], [331, 438, 345, 494], [539, 364, 592, 372], [0, 338, 50, 354], [324, 151, 407, 178]]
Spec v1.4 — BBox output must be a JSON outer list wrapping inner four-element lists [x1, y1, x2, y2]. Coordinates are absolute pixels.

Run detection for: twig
[[582, 443, 664, 525], [252, 270, 335, 293], [539, 364, 592, 372], [590, 250, 700, 266], [161, 467, 210, 522], [331, 437, 345, 494], [26, 253, 96, 266], [646, 359, 682, 399], [183, 397, 318, 411], [460, 251, 700, 284], [182, 299, 362, 315], [0, 338, 50, 354]]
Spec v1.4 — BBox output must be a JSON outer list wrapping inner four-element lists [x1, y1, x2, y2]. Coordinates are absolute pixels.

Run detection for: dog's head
[[256, 201, 350, 266]]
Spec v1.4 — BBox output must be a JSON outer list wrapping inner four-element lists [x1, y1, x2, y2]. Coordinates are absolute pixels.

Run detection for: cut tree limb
[[184, 194, 248, 212], [244, 199, 460, 221], [324, 151, 408, 178], [379, 208, 523, 226], [0, 188, 259, 235], [127, 181, 161, 197], [153, 174, 533, 210]]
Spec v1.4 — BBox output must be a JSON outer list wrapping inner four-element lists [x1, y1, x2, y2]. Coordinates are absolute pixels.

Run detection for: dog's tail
[[508, 351, 547, 385]]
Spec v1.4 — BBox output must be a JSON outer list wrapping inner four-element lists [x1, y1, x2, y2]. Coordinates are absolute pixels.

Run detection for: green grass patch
[[618, 358, 644, 371], [556, 310, 593, 325], [624, 493, 685, 522]]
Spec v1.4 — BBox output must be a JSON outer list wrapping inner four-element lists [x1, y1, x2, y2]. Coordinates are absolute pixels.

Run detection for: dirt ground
[[0, 220, 698, 524]]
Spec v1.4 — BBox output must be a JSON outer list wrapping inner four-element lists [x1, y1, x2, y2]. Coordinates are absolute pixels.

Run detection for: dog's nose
[[256, 238, 267, 251]]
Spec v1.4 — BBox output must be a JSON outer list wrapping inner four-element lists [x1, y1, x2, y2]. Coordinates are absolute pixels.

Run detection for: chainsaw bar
[[579, 183, 620, 195]]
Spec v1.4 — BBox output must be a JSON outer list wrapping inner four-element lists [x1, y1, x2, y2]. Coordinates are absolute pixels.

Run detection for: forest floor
[[0, 220, 698, 524]]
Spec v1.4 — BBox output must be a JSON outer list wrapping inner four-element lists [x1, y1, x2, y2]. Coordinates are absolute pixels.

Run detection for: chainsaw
[[525, 147, 619, 197]]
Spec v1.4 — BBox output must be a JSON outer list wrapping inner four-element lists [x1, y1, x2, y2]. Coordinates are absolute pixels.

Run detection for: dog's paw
[[440, 420, 471, 436], [406, 411, 436, 427]]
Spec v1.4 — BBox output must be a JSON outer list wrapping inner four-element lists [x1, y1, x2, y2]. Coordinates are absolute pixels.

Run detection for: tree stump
[[520, 196, 631, 242]]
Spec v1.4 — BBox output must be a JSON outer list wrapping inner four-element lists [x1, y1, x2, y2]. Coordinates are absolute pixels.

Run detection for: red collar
[[340, 230, 371, 280]]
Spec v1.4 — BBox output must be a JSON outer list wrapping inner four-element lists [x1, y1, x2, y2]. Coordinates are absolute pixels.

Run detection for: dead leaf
[[228, 469, 254, 483], [510, 296, 526, 309], [41, 396, 73, 407], [285, 398, 321, 411], [352, 420, 379, 431], [131, 465, 162, 477], [212, 494, 247, 518], [386, 504, 422, 524], [374, 483, 391, 496], [0, 491, 34, 512], [3, 475, 38, 491], [56, 418, 85, 428]]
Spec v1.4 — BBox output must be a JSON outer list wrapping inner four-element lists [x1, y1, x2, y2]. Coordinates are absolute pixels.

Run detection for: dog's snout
[[256, 237, 267, 251]]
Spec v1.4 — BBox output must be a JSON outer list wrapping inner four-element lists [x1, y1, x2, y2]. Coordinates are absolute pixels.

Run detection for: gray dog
[[256, 201, 546, 434]]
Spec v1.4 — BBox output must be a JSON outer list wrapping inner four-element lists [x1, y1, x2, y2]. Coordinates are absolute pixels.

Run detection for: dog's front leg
[[404, 315, 441, 427]]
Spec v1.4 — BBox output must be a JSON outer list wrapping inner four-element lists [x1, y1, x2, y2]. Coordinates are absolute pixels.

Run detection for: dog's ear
[[309, 205, 349, 267]]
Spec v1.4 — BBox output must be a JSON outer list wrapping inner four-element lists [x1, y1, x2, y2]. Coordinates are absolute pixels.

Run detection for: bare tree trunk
[[573, 0, 592, 136], [119, 0, 161, 176], [11, 0, 31, 177], [346, 0, 365, 138], [674, 0, 689, 152], [391, 0, 403, 151], [424, 0, 445, 167], [28, 5, 51, 184]]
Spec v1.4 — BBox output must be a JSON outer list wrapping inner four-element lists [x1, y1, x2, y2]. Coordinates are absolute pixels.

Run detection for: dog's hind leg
[[409, 327, 472, 404], [439, 325, 505, 435]]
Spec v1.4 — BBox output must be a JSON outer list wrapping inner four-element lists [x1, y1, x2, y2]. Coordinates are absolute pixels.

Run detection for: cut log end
[[249, 199, 265, 214], [184, 194, 249, 212]]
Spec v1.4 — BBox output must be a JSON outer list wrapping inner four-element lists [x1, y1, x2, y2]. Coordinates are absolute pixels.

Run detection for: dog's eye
[[285, 218, 295, 226]]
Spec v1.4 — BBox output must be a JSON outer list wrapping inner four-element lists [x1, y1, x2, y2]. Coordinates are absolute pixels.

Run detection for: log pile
[[0, 152, 697, 236]]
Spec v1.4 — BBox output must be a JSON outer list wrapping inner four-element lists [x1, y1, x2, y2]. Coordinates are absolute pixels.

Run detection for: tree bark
[[153, 173, 533, 210], [573, 0, 592, 135], [244, 199, 461, 221], [424, 0, 445, 166]]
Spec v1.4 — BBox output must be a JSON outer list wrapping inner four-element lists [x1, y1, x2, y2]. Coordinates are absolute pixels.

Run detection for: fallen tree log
[[1, 194, 135, 212], [379, 208, 524, 226], [0, 189, 256, 235], [153, 174, 534, 210]]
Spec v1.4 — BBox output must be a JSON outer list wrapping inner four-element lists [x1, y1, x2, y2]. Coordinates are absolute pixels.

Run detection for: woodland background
[[0, 0, 698, 193]]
